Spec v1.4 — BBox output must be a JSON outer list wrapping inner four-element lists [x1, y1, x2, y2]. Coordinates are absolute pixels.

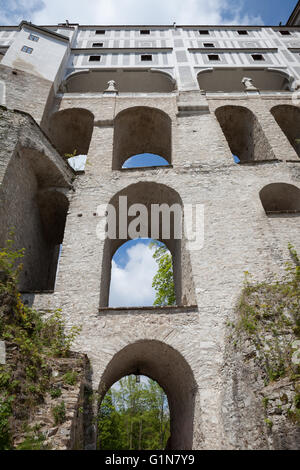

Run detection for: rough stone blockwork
[[1, 16, 300, 449]]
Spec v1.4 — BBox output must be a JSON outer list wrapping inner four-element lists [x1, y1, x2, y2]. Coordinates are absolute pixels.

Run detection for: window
[[96, 30, 105, 35], [208, 54, 220, 61], [21, 45, 33, 54], [238, 30, 248, 35], [199, 30, 209, 35], [28, 33, 39, 42], [89, 55, 101, 62], [92, 42, 103, 47], [140, 30, 150, 35], [141, 54, 152, 61], [280, 30, 291, 36], [204, 43, 215, 47], [252, 54, 265, 61]]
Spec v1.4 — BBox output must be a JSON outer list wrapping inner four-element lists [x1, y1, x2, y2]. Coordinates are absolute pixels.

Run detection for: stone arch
[[63, 69, 176, 93], [47, 108, 94, 156], [97, 339, 197, 450], [197, 68, 291, 92], [99, 181, 196, 307], [259, 183, 300, 214], [215, 105, 275, 162], [0, 80, 5, 106], [112, 106, 172, 170], [0, 147, 70, 292], [270, 105, 300, 159]]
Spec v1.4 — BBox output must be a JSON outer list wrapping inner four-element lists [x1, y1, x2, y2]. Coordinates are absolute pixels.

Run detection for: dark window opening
[[208, 54, 220, 61], [252, 54, 265, 61], [199, 30, 209, 35], [238, 30, 248, 35], [141, 54, 152, 61], [92, 42, 104, 47], [280, 30, 291, 36], [204, 43, 215, 47], [96, 30, 105, 35], [89, 55, 101, 62], [140, 30, 150, 35], [21, 45, 33, 54]]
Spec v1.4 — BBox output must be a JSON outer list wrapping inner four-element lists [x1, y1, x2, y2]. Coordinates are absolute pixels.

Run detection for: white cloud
[[0, 0, 263, 26], [109, 242, 158, 308]]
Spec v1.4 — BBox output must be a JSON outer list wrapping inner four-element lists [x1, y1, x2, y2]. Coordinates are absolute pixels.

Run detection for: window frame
[[199, 30, 210, 35], [89, 55, 101, 62], [28, 33, 39, 42], [251, 53, 265, 62], [237, 30, 248, 36], [140, 30, 150, 35], [141, 54, 153, 62], [21, 45, 33, 54], [204, 43, 215, 48], [92, 42, 104, 47], [208, 54, 220, 61], [95, 30, 106, 35]]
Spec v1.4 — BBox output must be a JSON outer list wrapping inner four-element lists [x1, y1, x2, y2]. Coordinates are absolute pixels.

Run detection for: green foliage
[[236, 246, 300, 384], [150, 242, 176, 307], [52, 401, 66, 425], [97, 376, 170, 450], [0, 395, 13, 450], [0, 236, 81, 448], [63, 371, 78, 386], [50, 386, 62, 399], [16, 431, 48, 450]]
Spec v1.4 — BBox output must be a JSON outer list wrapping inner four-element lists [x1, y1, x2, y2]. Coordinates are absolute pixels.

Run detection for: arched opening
[[98, 374, 170, 450], [47, 108, 94, 162], [215, 105, 275, 162], [97, 340, 197, 450], [122, 153, 170, 169], [197, 68, 291, 93], [99, 182, 196, 308], [259, 183, 300, 215], [64, 69, 175, 94], [109, 239, 174, 308], [0, 148, 70, 292], [271, 105, 300, 159], [113, 107, 172, 170]]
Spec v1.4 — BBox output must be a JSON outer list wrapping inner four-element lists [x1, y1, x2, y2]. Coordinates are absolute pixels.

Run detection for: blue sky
[[0, 1, 297, 26]]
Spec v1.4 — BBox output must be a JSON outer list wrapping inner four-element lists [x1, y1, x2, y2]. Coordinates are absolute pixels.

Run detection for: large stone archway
[[97, 339, 198, 450]]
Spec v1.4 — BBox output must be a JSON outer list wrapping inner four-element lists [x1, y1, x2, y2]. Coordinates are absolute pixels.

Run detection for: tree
[[97, 376, 170, 450], [150, 242, 176, 306]]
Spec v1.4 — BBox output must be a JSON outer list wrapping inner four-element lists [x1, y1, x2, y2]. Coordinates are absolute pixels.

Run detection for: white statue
[[105, 80, 118, 92], [241, 77, 258, 91]]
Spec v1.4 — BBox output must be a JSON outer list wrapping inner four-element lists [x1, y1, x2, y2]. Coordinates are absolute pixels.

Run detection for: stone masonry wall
[[24, 91, 300, 449]]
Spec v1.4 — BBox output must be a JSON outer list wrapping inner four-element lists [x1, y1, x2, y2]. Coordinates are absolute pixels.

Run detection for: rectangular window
[[89, 55, 101, 61], [28, 33, 39, 42], [199, 30, 209, 35], [238, 30, 248, 35], [204, 43, 215, 47], [96, 30, 105, 35], [141, 54, 152, 61], [280, 30, 291, 35], [208, 54, 220, 61], [252, 54, 265, 61], [140, 30, 150, 35], [92, 42, 103, 47], [21, 45, 33, 54]]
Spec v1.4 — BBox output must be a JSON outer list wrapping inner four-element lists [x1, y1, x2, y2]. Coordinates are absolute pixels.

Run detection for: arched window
[[97, 340, 197, 450], [271, 105, 300, 159], [113, 107, 172, 170], [0, 147, 70, 292], [47, 108, 94, 161], [260, 183, 300, 215], [99, 182, 196, 308], [109, 239, 174, 308], [198, 68, 291, 93], [122, 153, 170, 169], [63, 69, 175, 94], [215, 105, 275, 162]]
